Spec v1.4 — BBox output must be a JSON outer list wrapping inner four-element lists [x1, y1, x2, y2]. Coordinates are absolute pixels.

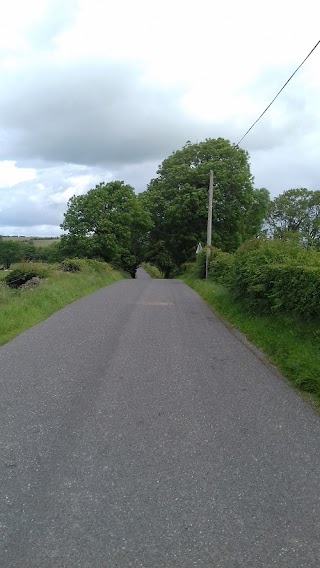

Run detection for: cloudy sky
[[0, 0, 319, 236]]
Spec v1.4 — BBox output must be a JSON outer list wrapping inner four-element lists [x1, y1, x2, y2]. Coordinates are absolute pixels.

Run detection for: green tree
[[0, 240, 24, 269], [44, 242, 64, 263], [20, 241, 38, 261], [141, 138, 269, 275], [61, 181, 152, 275], [266, 188, 320, 245]]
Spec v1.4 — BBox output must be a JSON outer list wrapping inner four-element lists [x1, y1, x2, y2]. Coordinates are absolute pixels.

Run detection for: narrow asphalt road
[[1, 269, 319, 567]]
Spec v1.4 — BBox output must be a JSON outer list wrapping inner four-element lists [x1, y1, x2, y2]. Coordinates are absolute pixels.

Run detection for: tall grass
[[0, 261, 124, 346], [183, 276, 320, 407]]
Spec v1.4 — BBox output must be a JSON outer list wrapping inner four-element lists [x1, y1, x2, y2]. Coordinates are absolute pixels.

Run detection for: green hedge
[[185, 239, 320, 321], [208, 249, 234, 286], [179, 262, 198, 277], [232, 240, 320, 319], [192, 248, 234, 284], [242, 263, 320, 319]]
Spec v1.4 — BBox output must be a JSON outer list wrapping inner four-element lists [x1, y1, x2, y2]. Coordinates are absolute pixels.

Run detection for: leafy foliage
[[208, 249, 234, 286], [232, 239, 320, 319], [188, 247, 234, 284], [185, 238, 320, 321], [60, 181, 152, 276], [42, 242, 65, 263], [266, 188, 320, 244], [59, 259, 82, 272], [0, 240, 24, 269], [258, 264, 320, 319], [179, 262, 198, 277], [141, 138, 269, 275], [4, 265, 47, 288], [0, 239, 61, 267]]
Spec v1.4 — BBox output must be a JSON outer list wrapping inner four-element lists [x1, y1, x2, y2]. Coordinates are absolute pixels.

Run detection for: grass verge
[[140, 262, 163, 278], [182, 276, 320, 410], [0, 261, 125, 346]]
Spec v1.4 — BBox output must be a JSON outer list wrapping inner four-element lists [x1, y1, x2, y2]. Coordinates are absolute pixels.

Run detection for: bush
[[85, 259, 112, 273], [5, 267, 46, 289], [59, 259, 82, 272], [190, 247, 234, 284], [179, 262, 198, 277], [252, 264, 320, 319], [59, 258, 114, 274], [232, 239, 320, 318], [208, 249, 234, 286]]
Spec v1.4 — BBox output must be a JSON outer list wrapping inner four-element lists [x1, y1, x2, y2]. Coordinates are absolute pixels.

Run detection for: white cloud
[[49, 175, 96, 204], [0, 161, 37, 187], [0, 0, 43, 50]]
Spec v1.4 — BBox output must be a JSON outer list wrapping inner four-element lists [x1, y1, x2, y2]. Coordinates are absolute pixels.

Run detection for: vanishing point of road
[[1, 268, 319, 567]]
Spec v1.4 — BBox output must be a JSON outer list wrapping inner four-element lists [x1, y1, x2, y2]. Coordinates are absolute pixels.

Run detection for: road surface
[[1, 269, 319, 567]]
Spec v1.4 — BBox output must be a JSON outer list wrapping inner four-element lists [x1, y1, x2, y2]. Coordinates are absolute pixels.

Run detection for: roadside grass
[[140, 262, 164, 278], [0, 261, 125, 346], [182, 276, 320, 410]]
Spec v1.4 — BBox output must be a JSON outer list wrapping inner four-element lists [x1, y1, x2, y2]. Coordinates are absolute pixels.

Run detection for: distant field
[[1, 237, 60, 247]]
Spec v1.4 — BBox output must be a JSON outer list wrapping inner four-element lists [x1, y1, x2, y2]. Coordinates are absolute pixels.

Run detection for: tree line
[[1, 137, 319, 274], [0, 239, 53, 269]]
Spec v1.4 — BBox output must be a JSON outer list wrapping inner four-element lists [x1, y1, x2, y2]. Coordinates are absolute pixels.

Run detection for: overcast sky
[[0, 0, 319, 236]]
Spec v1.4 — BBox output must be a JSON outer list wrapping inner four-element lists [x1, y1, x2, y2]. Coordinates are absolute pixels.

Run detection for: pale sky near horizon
[[0, 0, 319, 236]]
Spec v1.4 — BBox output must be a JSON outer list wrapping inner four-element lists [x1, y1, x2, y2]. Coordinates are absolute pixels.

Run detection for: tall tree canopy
[[61, 181, 152, 275], [140, 138, 269, 275], [266, 188, 320, 244]]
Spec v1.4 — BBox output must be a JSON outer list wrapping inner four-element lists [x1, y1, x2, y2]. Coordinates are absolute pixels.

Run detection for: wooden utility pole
[[205, 170, 214, 279]]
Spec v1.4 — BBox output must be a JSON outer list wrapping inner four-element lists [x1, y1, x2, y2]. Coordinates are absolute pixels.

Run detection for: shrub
[[59, 259, 82, 272], [232, 239, 320, 318], [191, 247, 235, 284], [5, 267, 46, 289], [208, 249, 234, 286], [179, 262, 198, 276], [84, 259, 113, 273], [16, 262, 51, 277], [257, 264, 320, 319]]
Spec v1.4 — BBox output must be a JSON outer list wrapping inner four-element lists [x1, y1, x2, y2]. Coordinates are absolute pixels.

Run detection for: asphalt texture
[[0, 268, 319, 567]]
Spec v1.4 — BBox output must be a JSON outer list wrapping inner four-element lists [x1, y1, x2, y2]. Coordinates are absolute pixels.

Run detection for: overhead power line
[[236, 39, 320, 147]]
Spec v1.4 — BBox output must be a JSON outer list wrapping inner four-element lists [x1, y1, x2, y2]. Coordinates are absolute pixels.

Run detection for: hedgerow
[[232, 239, 320, 319], [188, 239, 320, 320]]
